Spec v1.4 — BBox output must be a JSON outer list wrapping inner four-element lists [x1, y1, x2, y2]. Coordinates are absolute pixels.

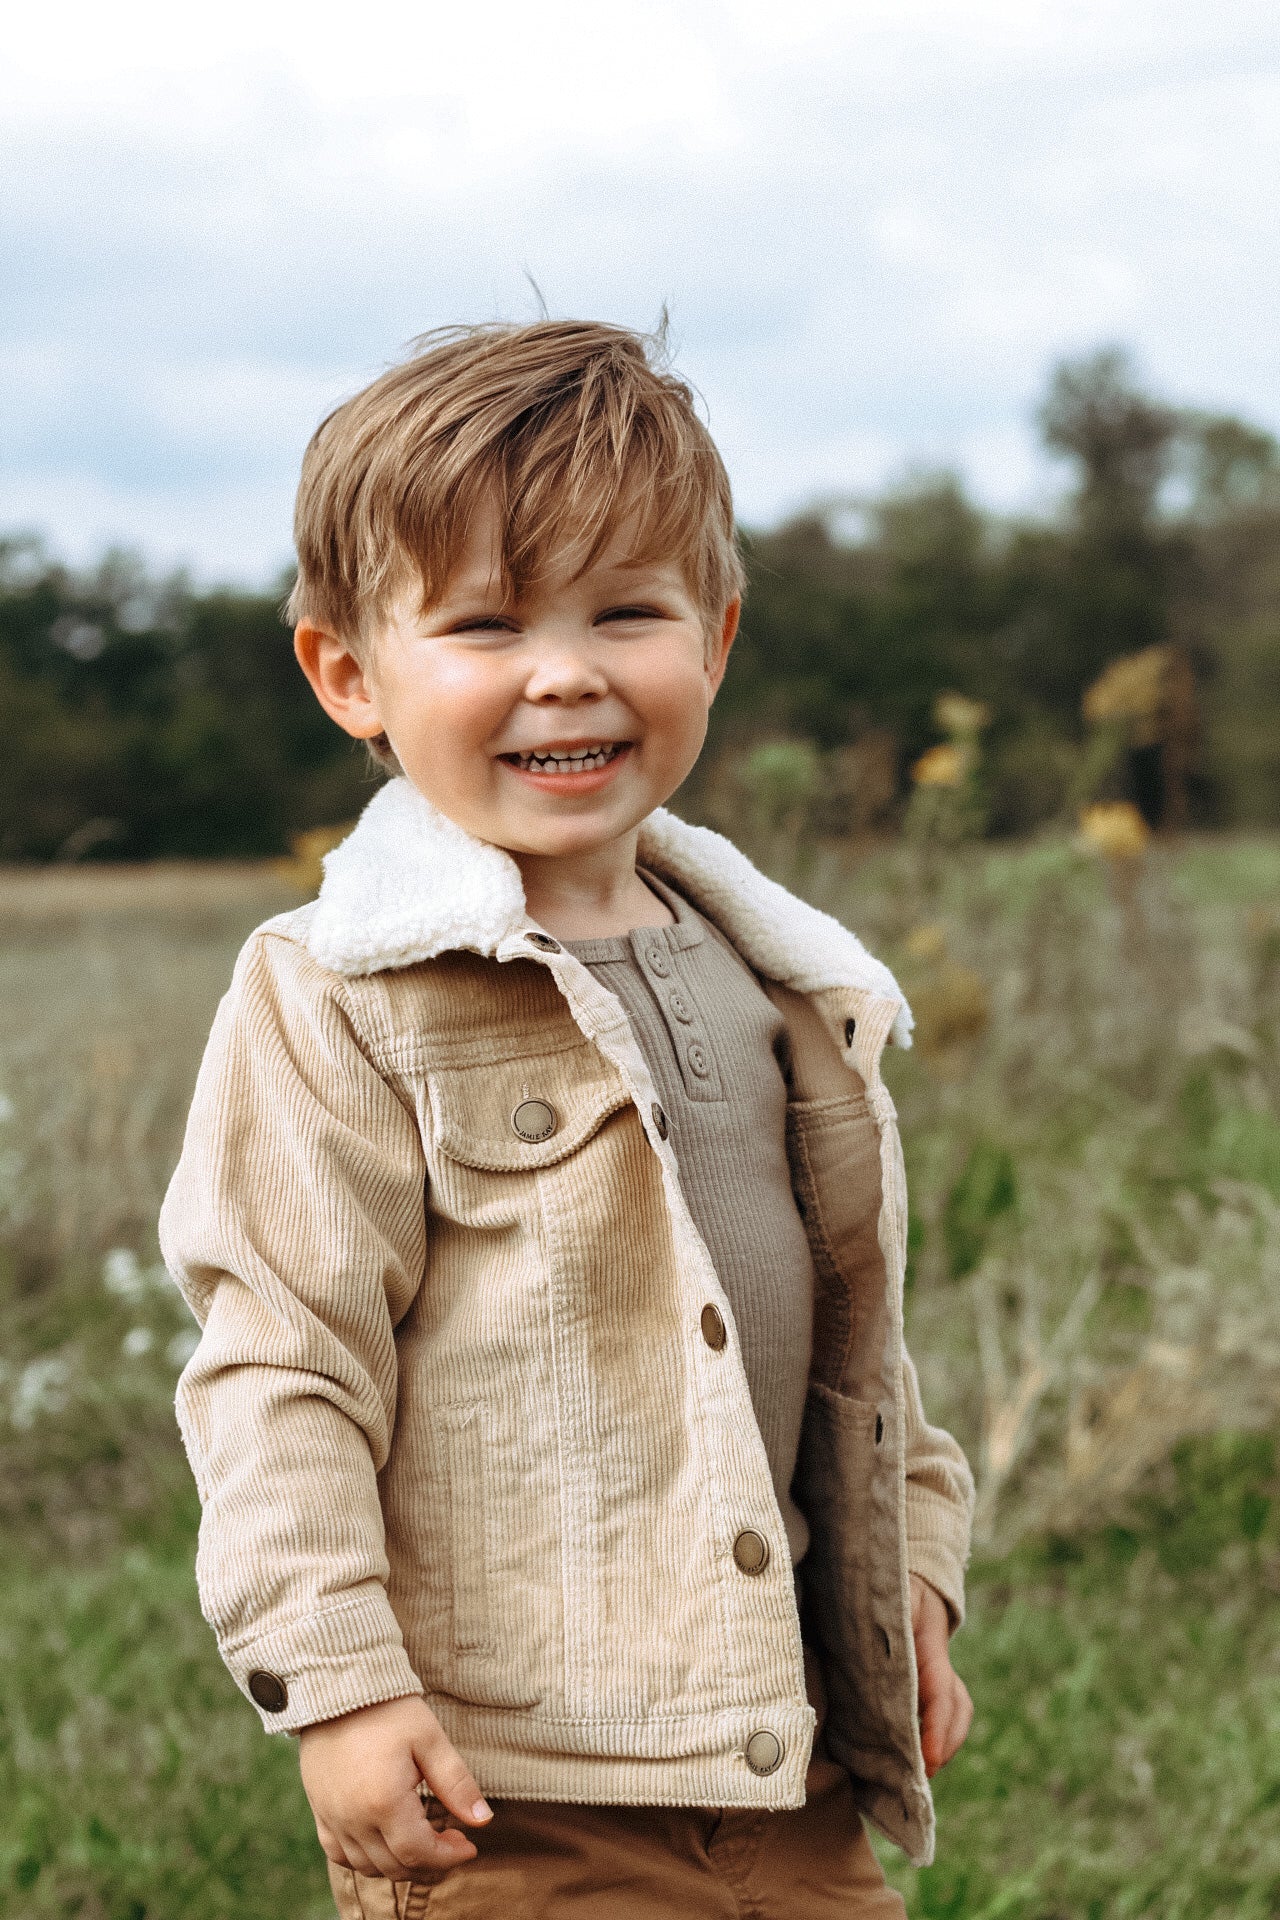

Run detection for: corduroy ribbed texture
[[565, 871, 814, 1566], [159, 793, 974, 1866]]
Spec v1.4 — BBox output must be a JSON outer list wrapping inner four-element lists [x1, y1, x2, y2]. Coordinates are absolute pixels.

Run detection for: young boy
[[160, 320, 975, 1919]]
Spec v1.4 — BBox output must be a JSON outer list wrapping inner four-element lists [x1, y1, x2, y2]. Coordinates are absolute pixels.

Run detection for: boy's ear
[[706, 597, 740, 700], [293, 623, 386, 741]]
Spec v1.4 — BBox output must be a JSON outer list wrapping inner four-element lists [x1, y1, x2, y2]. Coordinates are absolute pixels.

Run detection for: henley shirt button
[[845, 1017, 857, 1046], [525, 931, 561, 953], [699, 1303, 726, 1350], [669, 991, 693, 1024], [651, 1102, 669, 1140], [686, 1042, 710, 1078], [744, 1729, 783, 1776], [732, 1529, 770, 1575], [645, 947, 671, 978], [511, 1098, 557, 1142], [248, 1670, 288, 1713]]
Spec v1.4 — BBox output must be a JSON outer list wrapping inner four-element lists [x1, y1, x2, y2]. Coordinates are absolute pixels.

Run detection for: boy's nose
[[522, 637, 610, 703]]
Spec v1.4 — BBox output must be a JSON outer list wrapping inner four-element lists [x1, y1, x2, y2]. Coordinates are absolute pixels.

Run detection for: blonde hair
[[286, 319, 743, 655]]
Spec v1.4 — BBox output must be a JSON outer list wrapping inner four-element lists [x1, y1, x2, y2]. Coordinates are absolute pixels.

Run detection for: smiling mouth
[[500, 742, 631, 774]]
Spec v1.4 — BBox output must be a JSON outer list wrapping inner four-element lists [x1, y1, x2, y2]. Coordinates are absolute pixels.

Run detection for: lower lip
[[500, 745, 634, 796]]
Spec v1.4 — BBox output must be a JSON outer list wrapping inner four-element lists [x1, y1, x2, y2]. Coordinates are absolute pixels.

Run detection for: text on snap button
[[744, 1729, 783, 1775], [511, 1099, 557, 1142], [732, 1529, 769, 1575]]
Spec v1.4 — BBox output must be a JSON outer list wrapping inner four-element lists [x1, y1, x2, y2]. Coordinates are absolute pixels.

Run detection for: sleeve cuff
[[220, 1587, 425, 1733], [904, 1488, 971, 1631]]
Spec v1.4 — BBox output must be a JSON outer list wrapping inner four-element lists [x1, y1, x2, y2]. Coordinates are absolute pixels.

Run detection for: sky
[[3, 0, 1279, 584]]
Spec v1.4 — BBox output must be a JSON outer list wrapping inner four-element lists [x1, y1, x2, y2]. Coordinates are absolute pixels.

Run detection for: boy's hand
[[909, 1573, 973, 1778], [298, 1694, 492, 1884]]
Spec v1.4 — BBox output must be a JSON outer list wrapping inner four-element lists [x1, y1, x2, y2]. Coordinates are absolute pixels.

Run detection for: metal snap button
[[732, 1529, 770, 1575], [511, 1098, 557, 1143], [651, 1102, 669, 1140], [744, 1729, 783, 1776], [845, 1017, 857, 1046], [644, 947, 671, 977], [700, 1303, 726, 1350], [525, 931, 561, 953], [668, 990, 693, 1024], [686, 1042, 710, 1078], [248, 1670, 289, 1713]]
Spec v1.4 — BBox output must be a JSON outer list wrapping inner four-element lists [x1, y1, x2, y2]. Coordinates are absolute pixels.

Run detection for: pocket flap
[[426, 1045, 633, 1171]]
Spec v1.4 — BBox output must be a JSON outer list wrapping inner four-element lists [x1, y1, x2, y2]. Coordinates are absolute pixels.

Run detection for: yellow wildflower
[[1082, 646, 1169, 746], [904, 923, 948, 962], [275, 823, 357, 895], [1078, 801, 1150, 862], [912, 743, 967, 788], [934, 692, 991, 739]]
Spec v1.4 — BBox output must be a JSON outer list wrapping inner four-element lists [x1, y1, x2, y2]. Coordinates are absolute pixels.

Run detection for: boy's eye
[[454, 615, 517, 634], [598, 605, 661, 623]]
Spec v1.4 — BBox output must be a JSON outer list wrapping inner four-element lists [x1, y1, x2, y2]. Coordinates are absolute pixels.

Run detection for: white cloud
[[2, 0, 1279, 579]]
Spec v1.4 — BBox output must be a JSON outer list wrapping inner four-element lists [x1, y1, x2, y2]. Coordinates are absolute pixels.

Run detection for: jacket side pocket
[[441, 1405, 492, 1656]]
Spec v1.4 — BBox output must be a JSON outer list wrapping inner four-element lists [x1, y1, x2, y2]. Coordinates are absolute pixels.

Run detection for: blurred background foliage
[[3, 345, 1279, 863], [2, 347, 1279, 1917]]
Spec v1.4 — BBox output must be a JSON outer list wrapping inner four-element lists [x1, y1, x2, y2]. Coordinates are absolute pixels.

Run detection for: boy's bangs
[[498, 442, 706, 603], [290, 320, 743, 647], [396, 425, 720, 626]]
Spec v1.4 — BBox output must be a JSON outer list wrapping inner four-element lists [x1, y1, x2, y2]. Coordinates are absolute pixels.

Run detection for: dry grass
[[2, 838, 1280, 1917]]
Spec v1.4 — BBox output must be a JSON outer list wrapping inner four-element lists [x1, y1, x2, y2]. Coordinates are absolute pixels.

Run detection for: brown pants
[[326, 1752, 906, 1919]]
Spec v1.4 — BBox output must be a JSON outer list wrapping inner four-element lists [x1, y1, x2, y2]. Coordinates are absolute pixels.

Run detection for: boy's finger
[[335, 1837, 380, 1877], [918, 1687, 944, 1774], [380, 1799, 479, 1876], [411, 1727, 493, 1826]]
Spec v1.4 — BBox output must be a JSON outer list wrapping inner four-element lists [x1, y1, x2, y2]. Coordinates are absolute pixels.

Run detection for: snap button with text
[[700, 1303, 726, 1350], [511, 1099, 557, 1143], [744, 1729, 783, 1776], [732, 1529, 770, 1575]]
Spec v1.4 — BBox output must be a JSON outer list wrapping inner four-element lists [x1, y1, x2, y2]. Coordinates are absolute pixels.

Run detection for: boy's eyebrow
[[424, 556, 684, 620]]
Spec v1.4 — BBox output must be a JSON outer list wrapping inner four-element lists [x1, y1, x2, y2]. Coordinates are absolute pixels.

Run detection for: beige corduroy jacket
[[159, 777, 974, 1867]]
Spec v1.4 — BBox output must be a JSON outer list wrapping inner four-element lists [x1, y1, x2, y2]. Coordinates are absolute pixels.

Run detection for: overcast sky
[[4, 0, 1279, 583]]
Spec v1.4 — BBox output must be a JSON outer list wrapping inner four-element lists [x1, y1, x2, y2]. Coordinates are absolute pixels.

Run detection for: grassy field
[[2, 838, 1279, 1919]]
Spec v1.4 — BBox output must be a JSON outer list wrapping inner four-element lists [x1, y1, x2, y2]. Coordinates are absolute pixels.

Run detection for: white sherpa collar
[[307, 777, 912, 1045]]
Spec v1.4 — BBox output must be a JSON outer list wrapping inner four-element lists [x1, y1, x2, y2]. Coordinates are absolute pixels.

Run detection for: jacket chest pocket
[[420, 1043, 634, 1226]]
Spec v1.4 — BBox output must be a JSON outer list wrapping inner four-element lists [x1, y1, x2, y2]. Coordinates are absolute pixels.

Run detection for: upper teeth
[[513, 743, 620, 771]]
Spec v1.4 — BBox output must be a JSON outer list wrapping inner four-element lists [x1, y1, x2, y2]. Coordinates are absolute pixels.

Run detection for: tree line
[[2, 349, 1278, 860]]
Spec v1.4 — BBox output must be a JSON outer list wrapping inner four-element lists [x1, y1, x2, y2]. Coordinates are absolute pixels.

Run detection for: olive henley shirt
[[564, 870, 815, 1565]]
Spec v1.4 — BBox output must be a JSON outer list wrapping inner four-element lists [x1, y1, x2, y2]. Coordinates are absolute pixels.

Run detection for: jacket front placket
[[492, 923, 814, 1778]]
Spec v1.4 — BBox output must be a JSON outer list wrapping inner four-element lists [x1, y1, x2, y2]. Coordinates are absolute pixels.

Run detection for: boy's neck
[[512, 834, 675, 942]]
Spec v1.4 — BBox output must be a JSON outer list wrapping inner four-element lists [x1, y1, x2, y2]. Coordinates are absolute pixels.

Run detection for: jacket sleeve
[[158, 928, 428, 1733], [900, 1345, 975, 1630]]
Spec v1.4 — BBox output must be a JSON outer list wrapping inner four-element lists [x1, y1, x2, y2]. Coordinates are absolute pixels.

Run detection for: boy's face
[[298, 500, 738, 865]]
